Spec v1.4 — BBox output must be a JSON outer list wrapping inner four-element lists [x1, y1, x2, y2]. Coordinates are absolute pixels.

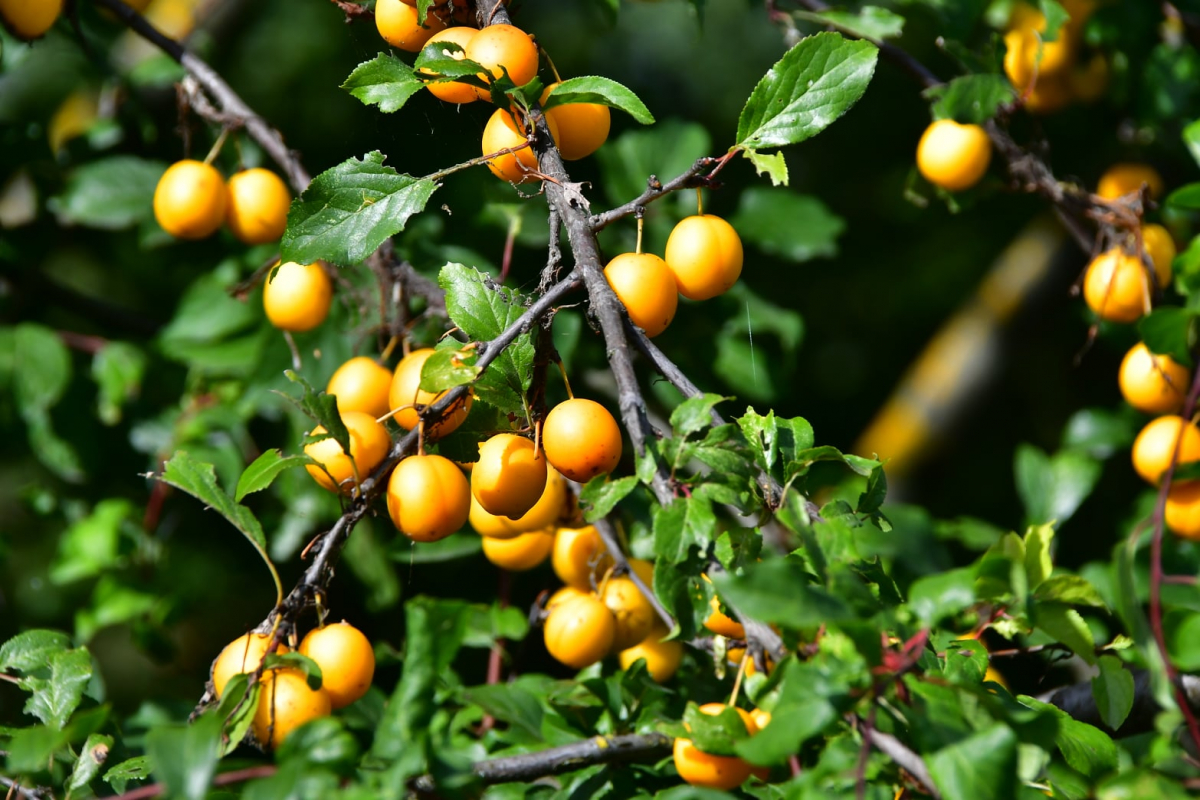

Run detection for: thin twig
[[864, 728, 942, 800], [593, 517, 675, 631]]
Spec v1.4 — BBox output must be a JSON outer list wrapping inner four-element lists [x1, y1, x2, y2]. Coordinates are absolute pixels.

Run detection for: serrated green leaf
[[67, 732, 115, 794], [341, 53, 426, 114], [159, 451, 282, 604], [281, 151, 438, 267], [580, 475, 638, 522], [543, 76, 655, 124], [681, 702, 751, 757], [104, 755, 152, 791], [214, 672, 259, 756], [48, 156, 165, 230], [464, 683, 544, 741], [925, 74, 1014, 125], [1091, 655, 1134, 731], [414, 39, 489, 82], [1021, 696, 1118, 778], [419, 345, 480, 392], [0, 629, 73, 673], [734, 700, 835, 765], [23, 647, 93, 729], [654, 496, 717, 562], [742, 149, 789, 185], [713, 559, 852, 627], [235, 449, 311, 502], [1034, 575, 1106, 608], [1024, 522, 1054, 589], [263, 652, 324, 691], [670, 393, 727, 438], [909, 566, 976, 626], [735, 32, 878, 151]]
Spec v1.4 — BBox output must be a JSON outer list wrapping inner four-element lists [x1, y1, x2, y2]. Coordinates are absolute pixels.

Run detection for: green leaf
[[438, 263, 535, 412], [282, 370, 351, 455], [734, 700, 836, 765], [213, 673, 259, 756], [1035, 602, 1095, 665], [414, 40, 488, 82], [145, 712, 222, 800], [908, 566, 976, 626], [796, 6, 905, 40], [941, 638, 988, 685], [1014, 444, 1101, 528], [543, 76, 655, 124], [159, 451, 282, 604], [281, 151, 438, 267], [654, 496, 718, 563], [1034, 575, 1107, 608], [50, 498, 133, 584], [341, 53, 426, 114], [67, 732, 115, 794], [13, 323, 71, 416], [92, 342, 146, 426], [580, 475, 638, 522], [464, 683, 544, 741], [48, 156, 165, 230], [713, 559, 852, 627], [1024, 522, 1054, 589], [670, 393, 726, 438], [1091, 655, 1134, 731], [714, 284, 804, 404], [263, 652, 324, 691], [1062, 408, 1136, 459], [1166, 182, 1200, 211], [419, 345, 480, 392], [1021, 697, 1118, 778], [104, 756, 152, 793], [742, 149, 789, 186], [23, 647, 93, 729], [1184, 119, 1200, 169], [0, 629, 72, 673], [925, 74, 1015, 125], [730, 187, 845, 262], [1138, 307, 1197, 368], [735, 32, 878, 151], [462, 602, 529, 647], [344, 519, 402, 612], [927, 724, 1018, 800], [235, 449, 312, 502]]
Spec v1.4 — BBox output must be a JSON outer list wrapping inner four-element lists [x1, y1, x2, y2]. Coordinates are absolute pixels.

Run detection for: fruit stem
[[635, 214, 644, 255], [380, 335, 399, 363], [728, 648, 750, 707], [417, 420, 427, 457], [596, 563, 616, 599], [695, 187, 704, 216], [543, 47, 562, 84], [282, 331, 302, 371], [375, 403, 414, 425], [555, 358, 575, 399], [204, 127, 230, 166]]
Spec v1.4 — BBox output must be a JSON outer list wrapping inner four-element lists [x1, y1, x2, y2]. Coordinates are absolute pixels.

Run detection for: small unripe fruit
[[542, 398, 623, 483], [916, 119, 992, 192], [298, 622, 375, 709], [1131, 415, 1200, 485], [471, 433, 547, 519], [541, 83, 610, 161], [543, 592, 615, 669], [304, 411, 391, 493], [482, 529, 555, 571], [153, 160, 227, 240], [326, 357, 394, 420], [375, 0, 446, 51], [211, 632, 288, 698], [252, 669, 332, 749], [387, 454, 471, 542], [464, 23, 538, 99], [226, 168, 291, 245], [605, 252, 678, 337], [421, 27, 479, 105], [1082, 249, 1150, 324], [263, 261, 333, 332], [388, 348, 473, 438], [664, 215, 743, 301], [1118, 343, 1190, 416], [1098, 163, 1164, 201]]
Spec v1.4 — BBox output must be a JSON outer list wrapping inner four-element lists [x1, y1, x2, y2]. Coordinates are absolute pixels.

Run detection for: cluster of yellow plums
[[373, 2, 610, 182], [604, 210, 745, 339], [153, 161, 292, 244], [209, 621, 375, 749], [300, 347, 625, 547]]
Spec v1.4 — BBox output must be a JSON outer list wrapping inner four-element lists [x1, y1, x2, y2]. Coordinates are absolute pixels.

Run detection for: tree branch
[[593, 517, 676, 631], [864, 728, 941, 800], [589, 159, 719, 232], [411, 733, 672, 793], [92, 0, 311, 193]]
